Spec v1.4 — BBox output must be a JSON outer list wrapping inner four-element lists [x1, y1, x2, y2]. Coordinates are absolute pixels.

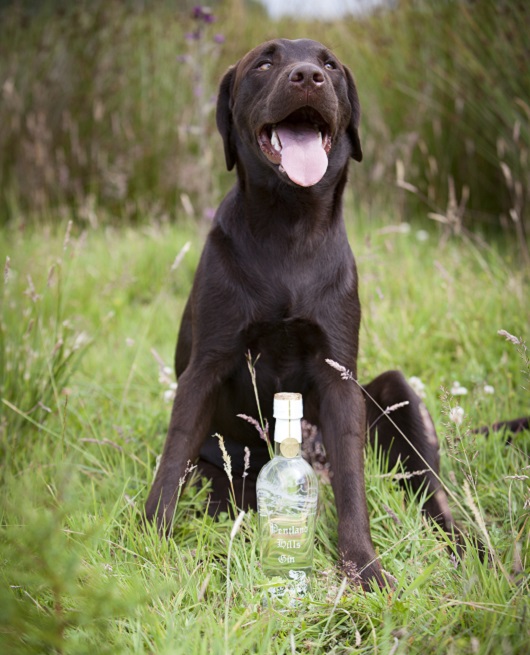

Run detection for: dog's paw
[[342, 557, 395, 592]]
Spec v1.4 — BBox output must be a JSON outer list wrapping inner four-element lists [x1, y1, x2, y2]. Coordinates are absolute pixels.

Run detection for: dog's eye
[[324, 61, 337, 71], [257, 61, 272, 71]]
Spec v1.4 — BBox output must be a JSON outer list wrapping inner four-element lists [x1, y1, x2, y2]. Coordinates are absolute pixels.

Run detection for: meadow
[[1, 213, 528, 654], [1, 1, 529, 654]]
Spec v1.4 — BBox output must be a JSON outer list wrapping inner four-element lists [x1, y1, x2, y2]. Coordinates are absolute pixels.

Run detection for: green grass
[[1, 215, 528, 654]]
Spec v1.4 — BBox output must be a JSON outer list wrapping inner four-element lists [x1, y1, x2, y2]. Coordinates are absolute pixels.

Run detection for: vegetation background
[[0, 1, 529, 653]]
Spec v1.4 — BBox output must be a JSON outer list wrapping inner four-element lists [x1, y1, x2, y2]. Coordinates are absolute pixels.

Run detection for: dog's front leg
[[145, 364, 219, 533], [318, 378, 385, 590]]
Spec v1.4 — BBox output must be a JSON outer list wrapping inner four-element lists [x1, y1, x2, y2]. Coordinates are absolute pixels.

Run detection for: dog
[[145, 38, 468, 589]]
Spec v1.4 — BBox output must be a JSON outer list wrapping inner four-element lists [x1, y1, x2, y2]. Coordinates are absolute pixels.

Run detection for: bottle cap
[[273, 392, 303, 420]]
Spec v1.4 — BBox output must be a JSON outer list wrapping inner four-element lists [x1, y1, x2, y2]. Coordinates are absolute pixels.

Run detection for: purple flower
[[213, 33, 225, 44], [192, 6, 215, 23]]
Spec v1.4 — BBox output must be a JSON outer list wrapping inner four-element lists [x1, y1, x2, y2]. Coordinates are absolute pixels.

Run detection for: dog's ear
[[345, 67, 363, 162], [216, 65, 237, 171]]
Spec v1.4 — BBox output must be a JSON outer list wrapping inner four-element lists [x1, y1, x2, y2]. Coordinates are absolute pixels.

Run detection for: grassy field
[[0, 2, 529, 651], [1, 212, 528, 654]]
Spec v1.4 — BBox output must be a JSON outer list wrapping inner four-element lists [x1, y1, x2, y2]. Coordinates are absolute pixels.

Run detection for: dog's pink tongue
[[276, 124, 328, 187]]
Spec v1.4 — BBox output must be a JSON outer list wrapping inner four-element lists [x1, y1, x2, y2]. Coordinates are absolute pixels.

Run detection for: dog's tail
[[472, 416, 529, 440]]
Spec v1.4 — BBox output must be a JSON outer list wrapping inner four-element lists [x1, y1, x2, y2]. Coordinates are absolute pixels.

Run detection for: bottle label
[[279, 437, 299, 458], [261, 515, 314, 572]]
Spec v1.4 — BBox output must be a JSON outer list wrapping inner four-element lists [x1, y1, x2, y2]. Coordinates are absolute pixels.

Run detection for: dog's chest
[[244, 313, 326, 374]]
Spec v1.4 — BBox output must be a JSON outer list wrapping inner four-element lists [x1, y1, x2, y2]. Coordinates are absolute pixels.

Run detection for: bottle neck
[[275, 417, 302, 441], [274, 440, 301, 458], [274, 417, 302, 458]]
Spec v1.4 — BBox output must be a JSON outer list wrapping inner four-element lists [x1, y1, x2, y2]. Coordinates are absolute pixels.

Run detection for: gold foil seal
[[280, 437, 299, 458]]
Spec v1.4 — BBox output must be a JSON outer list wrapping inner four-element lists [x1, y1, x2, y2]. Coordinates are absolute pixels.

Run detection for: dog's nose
[[289, 64, 325, 90]]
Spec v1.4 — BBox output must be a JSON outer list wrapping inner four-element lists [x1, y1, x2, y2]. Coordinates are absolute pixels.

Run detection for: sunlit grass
[[0, 215, 528, 654]]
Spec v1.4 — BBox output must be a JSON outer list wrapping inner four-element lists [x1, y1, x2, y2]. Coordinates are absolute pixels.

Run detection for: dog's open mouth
[[258, 108, 332, 187]]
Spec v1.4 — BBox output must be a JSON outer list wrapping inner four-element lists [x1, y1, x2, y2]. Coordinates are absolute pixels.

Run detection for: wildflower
[[159, 365, 174, 386], [4, 256, 11, 284], [151, 349, 177, 401], [238, 413, 269, 445], [498, 329, 521, 345], [214, 434, 235, 502], [449, 406, 465, 426], [152, 348, 174, 384], [243, 446, 250, 478], [192, 6, 215, 23], [483, 384, 495, 395], [63, 219, 73, 251], [73, 332, 90, 350], [213, 433, 232, 484], [24, 275, 41, 302], [179, 460, 197, 488], [242, 350, 272, 455], [325, 358, 354, 381], [163, 382, 178, 403], [38, 401, 52, 414], [47, 263, 56, 287], [213, 33, 225, 44], [369, 400, 410, 432], [384, 401, 409, 414], [416, 229, 429, 242], [408, 376, 426, 399], [383, 504, 401, 525], [450, 381, 468, 396]]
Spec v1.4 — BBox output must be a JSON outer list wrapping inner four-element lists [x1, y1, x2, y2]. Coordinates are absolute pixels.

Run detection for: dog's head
[[216, 38, 362, 188]]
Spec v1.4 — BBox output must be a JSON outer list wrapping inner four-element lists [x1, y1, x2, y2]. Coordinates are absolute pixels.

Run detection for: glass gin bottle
[[256, 392, 318, 603]]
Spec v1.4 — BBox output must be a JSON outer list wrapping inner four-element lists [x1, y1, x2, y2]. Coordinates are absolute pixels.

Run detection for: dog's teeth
[[318, 132, 323, 146], [271, 129, 281, 151]]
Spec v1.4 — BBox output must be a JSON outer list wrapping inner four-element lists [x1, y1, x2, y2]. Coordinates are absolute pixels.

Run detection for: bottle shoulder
[[257, 455, 318, 483]]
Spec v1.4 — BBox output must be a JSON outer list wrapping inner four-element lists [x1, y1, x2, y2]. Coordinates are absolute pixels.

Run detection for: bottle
[[256, 392, 319, 604]]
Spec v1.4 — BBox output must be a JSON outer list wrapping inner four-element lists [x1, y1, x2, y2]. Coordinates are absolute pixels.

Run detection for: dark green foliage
[[0, 0, 529, 248]]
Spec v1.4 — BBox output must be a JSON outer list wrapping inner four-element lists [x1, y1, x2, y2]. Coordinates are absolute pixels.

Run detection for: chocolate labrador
[[145, 38, 463, 589]]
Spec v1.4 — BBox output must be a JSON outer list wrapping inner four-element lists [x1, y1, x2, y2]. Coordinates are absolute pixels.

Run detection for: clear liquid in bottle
[[256, 393, 318, 604]]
